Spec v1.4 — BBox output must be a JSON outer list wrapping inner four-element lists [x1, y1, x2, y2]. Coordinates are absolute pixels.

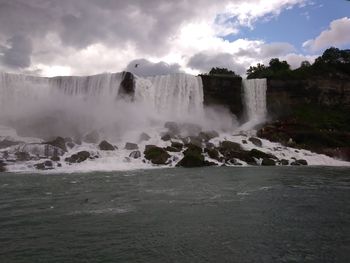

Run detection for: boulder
[[182, 136, 202, 148], [0, 161, 6, 172], [261, 158, 276, 166], [205, 148, 220, 160], [248, 137, 262, 147], [144, 145, 170, 165], [280, 159, 289, 165], [249, 149, 277, 160], [51, 156, 60, 162], [199, 131, 219, 141], [291, 159, 308, 166], [161, 134, 172, 141], [44, 160, 53, 167], [34, 163, 46, 170], [219, 141, 242, 154], [171, 141, 183, 150], [98, 140, 115, 151], [45, 137, 67, 152], [125, 142, 138, 150], [139, 132, 151, 142], [176, 144, 205, 167], [165, 146, 181, 152], [129, 150, 141, 159], [65, 151, 90, 163]]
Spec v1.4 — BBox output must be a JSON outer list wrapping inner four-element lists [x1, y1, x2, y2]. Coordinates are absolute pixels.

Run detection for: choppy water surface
[[1, 167, 349, 263]]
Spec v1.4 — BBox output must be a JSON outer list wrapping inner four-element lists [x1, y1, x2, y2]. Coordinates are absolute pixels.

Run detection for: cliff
[[200, 75, 243, 118], [267, 78, 350, 118]]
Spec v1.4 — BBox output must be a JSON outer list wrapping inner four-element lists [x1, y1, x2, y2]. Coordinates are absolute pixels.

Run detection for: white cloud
[[303, 17, 350, 51], [0, 0, 311, 76]]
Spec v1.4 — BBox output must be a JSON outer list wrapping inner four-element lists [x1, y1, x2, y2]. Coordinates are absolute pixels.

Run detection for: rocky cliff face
[[267, 78, 350, 117], [200, 75, 243, 118]]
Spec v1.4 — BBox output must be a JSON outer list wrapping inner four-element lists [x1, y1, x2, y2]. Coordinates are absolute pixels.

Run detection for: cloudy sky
[[0, 0, 349, 77]]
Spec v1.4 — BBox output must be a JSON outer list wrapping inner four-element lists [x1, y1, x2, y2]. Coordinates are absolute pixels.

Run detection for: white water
[[241, 79, 267, 129], [0, 72, 348, 173], [134, 73, 204, 119]]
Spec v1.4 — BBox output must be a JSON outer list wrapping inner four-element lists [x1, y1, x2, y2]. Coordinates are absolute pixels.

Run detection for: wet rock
[[98, 140, 115, 151], [280, 159, 289, 165], [182, 136, 202, 148], [165, 146, 181, 152], [144, 145, 170, 165], [129, 150, 141, 159], [15, 151, 31, 161], [199, 130, 219, 141], [261, 158, 276, 166], [248, 137, 262, 147], [242, 140, 248, 144], [83, 131, 100, 143], [125, 142, 138, 150], [65, 151, 90, 163], [171, 141, 183, 150], [161, 134, 172, 141], [176, 144, 205, 167], [139, 132, 151, 142], [51, 156, 60, 162], [204, 148, 220, 160], [34, 163, 46, 170], [219, 141, 242, 153], [66, 142, 75, 149], [0, 161, 6, 172], [249, 149, 277, 160], [291, 159, 308, 166], [45, 137, 67, 152], [44, 160, 53, 167]]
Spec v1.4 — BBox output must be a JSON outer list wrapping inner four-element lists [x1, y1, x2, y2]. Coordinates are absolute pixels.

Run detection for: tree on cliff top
[[208, 67, 240, 77], [246, 59, 291, 79]]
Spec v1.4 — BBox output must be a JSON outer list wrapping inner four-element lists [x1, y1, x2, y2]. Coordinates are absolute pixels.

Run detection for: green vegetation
[[247, 47, 350, 79], [203, 67, 241, 78]]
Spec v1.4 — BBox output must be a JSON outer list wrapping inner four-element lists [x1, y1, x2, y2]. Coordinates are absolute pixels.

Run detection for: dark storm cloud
[[126, 59, 181, 77], [1, 35, 32, 68], [187, 52, 246, 75]]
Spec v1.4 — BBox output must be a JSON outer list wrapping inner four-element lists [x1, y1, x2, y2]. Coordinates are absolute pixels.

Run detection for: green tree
[[209, 67, 239, 77]]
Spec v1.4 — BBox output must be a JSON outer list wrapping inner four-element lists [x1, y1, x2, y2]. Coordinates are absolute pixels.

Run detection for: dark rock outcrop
[[267, 78, 350, 117], [129, 150, 141, 159], [98, 140, 115, 151], [139, 132, 151, 142], [125, 142, 138, 150], [177, 144, 205, 167], [45, 137, 67, 152], [261, 158, 276, 166], [200, 75, 243, 118], [144, 145, 170, 165], [65, 151, 90, 163], [291, 159, 308, 166], [248, 137, 262, 147]]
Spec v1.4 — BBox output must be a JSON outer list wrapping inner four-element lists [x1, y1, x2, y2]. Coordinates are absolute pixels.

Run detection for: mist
[[0, 72, 239, 143]]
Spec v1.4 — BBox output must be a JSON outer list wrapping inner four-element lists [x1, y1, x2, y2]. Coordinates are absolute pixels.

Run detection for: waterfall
[[0, 72, 206, 139], [242, 79, 267, 124], [134, 73, 204, 118]]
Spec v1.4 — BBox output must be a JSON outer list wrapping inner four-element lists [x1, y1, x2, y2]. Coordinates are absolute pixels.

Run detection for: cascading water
[[242, 79, 267, 128], [134, 73, 204, 118]]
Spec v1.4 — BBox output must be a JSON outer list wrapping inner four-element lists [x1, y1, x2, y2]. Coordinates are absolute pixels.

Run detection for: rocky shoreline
[[3, 120, 348, 173]]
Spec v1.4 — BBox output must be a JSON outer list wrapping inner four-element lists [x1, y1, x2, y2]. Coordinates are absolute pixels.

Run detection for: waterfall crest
[[242, 79, 267, 125], [134, 73, 204, 118]]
